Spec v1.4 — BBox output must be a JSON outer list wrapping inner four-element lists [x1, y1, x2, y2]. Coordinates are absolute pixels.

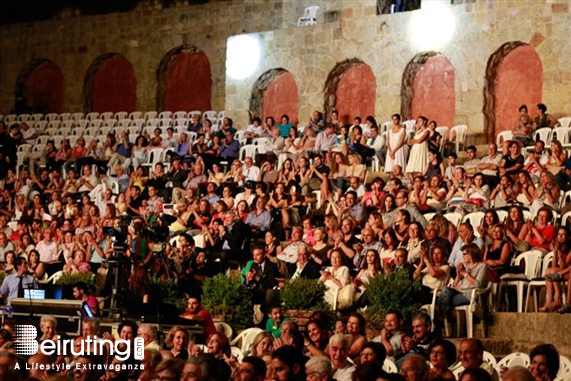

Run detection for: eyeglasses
[[430, 350, 446, 356]]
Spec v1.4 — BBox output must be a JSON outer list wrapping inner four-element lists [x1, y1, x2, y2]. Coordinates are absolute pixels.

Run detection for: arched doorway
[[17, 59, 65, 114], [250, 68, 299, 125], [324, 59, 376, 124], [401, 51, 455, 127], [157, 45, 212, 112], [84, 53, 136, 113], [483, 42, 543, 142]]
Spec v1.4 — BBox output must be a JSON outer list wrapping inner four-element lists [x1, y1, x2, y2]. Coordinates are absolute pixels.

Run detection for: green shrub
[[202, 273, 253, 331], [366, 269, 422, 327], [55, 272, 96, 292], [0, 271, 6, 288], [149, 276, 186, 313], [281, 277, 329, 311]]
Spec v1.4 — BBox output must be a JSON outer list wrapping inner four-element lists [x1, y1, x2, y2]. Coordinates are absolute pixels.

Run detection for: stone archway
[[84, 53, 136, 113], [483, 42, 543, 143], [324, 58, 376, 124], [401, 51, 455, 127], [157, 45, 212, 112], [250, 68, 299, 124], [17, 59, 65, 114]]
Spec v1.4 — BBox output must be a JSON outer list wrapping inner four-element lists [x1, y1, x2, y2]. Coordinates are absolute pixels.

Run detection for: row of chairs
[[497, 126, 571, 154], [1, 110, 226, 126]]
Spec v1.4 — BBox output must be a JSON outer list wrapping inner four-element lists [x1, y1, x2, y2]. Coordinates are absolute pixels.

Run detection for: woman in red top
[[522, 206, 556, 252], [63, 137, 87, 175]]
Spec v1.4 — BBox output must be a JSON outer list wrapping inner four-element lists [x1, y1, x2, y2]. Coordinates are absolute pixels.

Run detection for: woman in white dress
[[385, 117, 406, 173], [319, 249, 350, 309], [405, 116, 430, 178]]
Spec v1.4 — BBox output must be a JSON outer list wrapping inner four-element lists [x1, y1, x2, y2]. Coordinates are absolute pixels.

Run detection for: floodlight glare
[[226, 34, 262, 80]]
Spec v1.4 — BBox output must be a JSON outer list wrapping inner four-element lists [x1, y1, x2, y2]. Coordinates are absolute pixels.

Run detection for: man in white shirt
[[365, 125, 385, 158], [78, 165, 101, 194], [477, 143, 502, 188], [0, 233, 15, 262], [329, 334, 355, 381], [523, 140, 548, 184], [241, 157, 260, 184], [35, 228, 59, 263], [20, 122, 37, 143], [313, 124, 337, 161]]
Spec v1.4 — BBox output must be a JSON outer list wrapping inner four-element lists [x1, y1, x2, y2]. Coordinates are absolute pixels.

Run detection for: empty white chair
[[4, 114, 18, 124], [90, 119, 104, 128], [435, 126, 449, 143], [68, 135, 79, 147], [31, 113, 44, 122], [173, 111, 187, 119], [238, 145, 259, 161], [498, 250, 543, 312], [444, 212, 463, 228], [16, 113, 29, 123], [552, 127, 570, 145], [45, 113, 59, 122], [103, 119, 117, 128], [556, 355, 571, 381], [34, 121, 48, 134], [534, 128, 553, 145], [114, 111, 128, 120], [36, 136, 50, 146], [146, 118, 160, 128], [86, 112, 100, 121], [229, 328, 263, 352], [402, 119, 416, 132], [117, 119, 131, 128], [144, 111, 158, 120], [52, 136, 64, 147], [382, 358, 397, 373], [59, 113, 71, 121], [142, 148, 165, 171], [297, 5, 320, 26], [234, 130, 246, 142], [129, 133, 138, 142], [159, 118, 172, 127], [83, 127, 99, 138], [450, 125, 468, 152], [158, 111, 172, 119], [71, 112, 84, 121], [74, 120, 89, 129], [61, 120, 74, 129], [558, 117, 571, 128], [96, 127, 111, 138], [524, 251, 554, 312], [47, 120, 60, 130], [203, 110, 217, 122], [45, 127, 58, 137], [18, 143, 33, 154], [130, 119, 146, 129], [496, 130, 513, 153], [100, 112, 114, 120], [174, 118, 188, 126], [56, 127, 71, 136], [129, 111, 143, 120], [446, 282, 491, 338], [496, 352, 530, 369], [127, 126, 141, 136], [217, 111, 225, 120]]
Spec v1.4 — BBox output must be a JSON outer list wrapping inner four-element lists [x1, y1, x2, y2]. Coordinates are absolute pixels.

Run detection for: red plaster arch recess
[[92, 55, 136, 113], [164, 51, 212, 112], [494, 45, 543, 135], [335, 63, 376, 125], [23, 61, 65, 114], [411, 55, 455, 129], [263, 72, 299, 125]]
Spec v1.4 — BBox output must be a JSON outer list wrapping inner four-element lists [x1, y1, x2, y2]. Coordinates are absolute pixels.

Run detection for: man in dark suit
[[292, 244, 321, 280], [165, 158, 188, 202], [245, 246, 279, 313], [211, 210, 249, 273], [384, 248, 416, 279]]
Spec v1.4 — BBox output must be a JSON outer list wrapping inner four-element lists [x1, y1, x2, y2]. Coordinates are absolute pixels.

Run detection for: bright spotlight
[[410, 1, 456, 52], [226, 34, 262, 80]]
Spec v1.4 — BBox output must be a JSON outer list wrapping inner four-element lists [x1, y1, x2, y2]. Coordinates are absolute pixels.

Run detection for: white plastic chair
[[496, 210, 508, 223], [230, 347, 244, 362], [234, 130, 246, 142], [215, 322, 233, 340], [90, 119, 104, 128], [498, 250, 543, 312], [203, 110, 217, 122], [129, 111, 143, 120], [382, 358, 397, 373], [402, 119, 416, 132], [238, 145, 259, 161], [229, 327, 263, 353], [158, 111, 173, 119], [144, 111, 158, 120], [446, 282, 492, 338], [159, 118, 173, 127], [217, 111, 226, 120], [450, 125, 468, 153], [435, 126, 449, 151], [556, 355, 571, 381], [462, 212, 486, 236], [298, 5, 320, 26], [74, 120, 89, 129], [71, 112, 84, 121], [142, 148, 165, 171], [173, 111, 187, 119], [100, 112, 114, 120], [524, 251, 554, 312], [444, 212, 463, 228], [496, 352, 530, 369], [58, 113, 71, 121], [146, 118, 160, 128], [551, 127, 570, 145], [34, 121, 48, 134], [496, 131, 513, 153], [557, 117, 571, 128], [61, 120, 74, 129], [423, 212, 436, 221], [483, 351, 497, 368], [4, 114, 17, 124], [534, 128, 553, 145], [563, 211, 571, 228], [45, 113, 58, 122], [115, 111, 128, 120], [17, 113, 30, 123], [30, 113, 44, 122], [86, 112, 100, 121]]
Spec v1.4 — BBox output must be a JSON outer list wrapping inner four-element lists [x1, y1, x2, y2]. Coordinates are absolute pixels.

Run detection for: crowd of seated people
[[0, 105, 570, 379]]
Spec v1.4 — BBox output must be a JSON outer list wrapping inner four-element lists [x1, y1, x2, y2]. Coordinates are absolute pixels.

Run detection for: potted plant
[[365, 269, 422, 329], [281, 277, 329, 327], [202, 273, 253, 331], [149, 276, 186, 313], [55, 272, 96, 299]]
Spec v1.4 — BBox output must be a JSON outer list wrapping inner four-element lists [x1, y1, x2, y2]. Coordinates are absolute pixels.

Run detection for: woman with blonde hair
[[311, 227, 330, 266], [546, 139, 568, 176], [223, 160, 244, 184], [249, 331, 274, 357], [166, 325, 190, 359], [483, 224, 512, 277]]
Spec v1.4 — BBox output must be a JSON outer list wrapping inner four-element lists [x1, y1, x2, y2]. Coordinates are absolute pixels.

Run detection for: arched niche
[[84, 53, 136, 113], [157, 45, 212, 112], [483, 42, 543, 142], [250, 68, 299, 125], [324, 59, 376, 124], [17, 59, 65, 114], [401, 51, 455, 127]]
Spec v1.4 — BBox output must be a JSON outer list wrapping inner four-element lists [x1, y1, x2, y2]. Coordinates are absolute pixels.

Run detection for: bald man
[[503, 366, 534, 381], [28, 353, 55, 379]]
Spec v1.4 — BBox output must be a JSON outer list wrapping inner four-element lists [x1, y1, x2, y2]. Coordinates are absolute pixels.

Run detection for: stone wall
[[226, 0, 571, 136]]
